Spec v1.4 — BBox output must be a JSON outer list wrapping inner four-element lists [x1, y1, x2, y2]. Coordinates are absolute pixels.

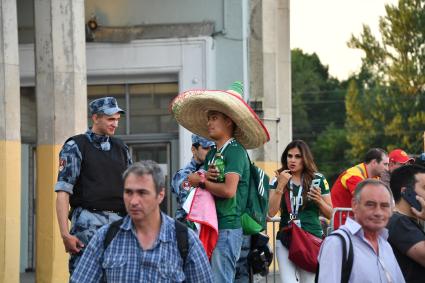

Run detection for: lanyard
[[289, 178, 303, 219], [208, 138, 233, 165]]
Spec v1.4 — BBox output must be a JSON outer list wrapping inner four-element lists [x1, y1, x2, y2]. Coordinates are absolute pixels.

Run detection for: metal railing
[[263, 216, 280, 283], [329, 208, 353, 233]]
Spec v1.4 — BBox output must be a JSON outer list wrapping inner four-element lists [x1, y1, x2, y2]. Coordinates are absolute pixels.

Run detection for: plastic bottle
[[214, 153, 225, 182]]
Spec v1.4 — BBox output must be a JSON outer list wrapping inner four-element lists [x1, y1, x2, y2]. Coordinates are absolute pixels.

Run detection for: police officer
[[55, 97, 132, 275], [171, 134, 214, 223]]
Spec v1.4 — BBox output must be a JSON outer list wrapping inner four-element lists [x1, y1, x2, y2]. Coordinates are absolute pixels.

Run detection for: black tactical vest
[[69, 134, 128, 213]]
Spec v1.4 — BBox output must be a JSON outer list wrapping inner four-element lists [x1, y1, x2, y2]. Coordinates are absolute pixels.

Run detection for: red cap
[[389, 149, 413, 164]]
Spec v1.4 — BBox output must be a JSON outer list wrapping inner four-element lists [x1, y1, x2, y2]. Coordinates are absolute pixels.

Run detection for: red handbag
[[284, 190, 322, 273]]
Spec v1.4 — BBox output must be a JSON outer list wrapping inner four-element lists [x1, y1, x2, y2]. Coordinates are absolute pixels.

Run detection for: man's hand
[[62, 234, 84, 254], [411, 195, 425, 220], [206, 164, 220, 181], [188, 172, 201, 187]]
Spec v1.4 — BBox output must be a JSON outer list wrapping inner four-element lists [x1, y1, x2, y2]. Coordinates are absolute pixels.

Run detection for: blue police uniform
[[55, 97, 132, 274], [171, 135, 214, 222]]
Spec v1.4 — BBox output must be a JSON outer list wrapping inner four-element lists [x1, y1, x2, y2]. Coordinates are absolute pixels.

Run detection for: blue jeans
[[235, 234, 251, 283], [211, 228, 243, 283]]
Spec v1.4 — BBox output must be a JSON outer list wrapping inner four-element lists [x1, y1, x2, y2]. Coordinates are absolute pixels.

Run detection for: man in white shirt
[[317, 179, 405, 283]]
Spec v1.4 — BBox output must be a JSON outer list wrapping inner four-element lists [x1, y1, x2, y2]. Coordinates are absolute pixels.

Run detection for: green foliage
[[291, 49, 346, 143], [291, 49, 348, 181], [345, 79, 387, 160], [291, 48, 326, 139], [347, 0, 425, 156], [312, 123, 350, 184]]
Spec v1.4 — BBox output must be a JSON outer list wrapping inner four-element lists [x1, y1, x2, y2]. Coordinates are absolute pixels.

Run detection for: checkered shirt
[[70, 213, 213, 283]]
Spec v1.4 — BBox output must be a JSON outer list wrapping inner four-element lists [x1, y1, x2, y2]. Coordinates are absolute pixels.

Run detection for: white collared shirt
[[317, 217, 405, 283]]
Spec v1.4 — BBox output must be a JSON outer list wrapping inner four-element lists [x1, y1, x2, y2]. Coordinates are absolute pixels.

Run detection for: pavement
[[20, 272, 34, 283]]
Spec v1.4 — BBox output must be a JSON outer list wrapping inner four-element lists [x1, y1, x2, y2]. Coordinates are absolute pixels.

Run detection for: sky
[[290, 0, 399, 81]]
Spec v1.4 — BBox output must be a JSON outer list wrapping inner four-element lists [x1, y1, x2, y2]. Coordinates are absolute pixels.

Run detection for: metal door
[[128, 141, 178, 215]]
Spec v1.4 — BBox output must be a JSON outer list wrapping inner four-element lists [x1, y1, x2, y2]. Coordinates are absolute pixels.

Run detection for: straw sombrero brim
[[170, 89, 270, 149]]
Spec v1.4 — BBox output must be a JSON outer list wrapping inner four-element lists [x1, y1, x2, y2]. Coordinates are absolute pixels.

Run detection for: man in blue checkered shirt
[[70, 160, 213, 283]]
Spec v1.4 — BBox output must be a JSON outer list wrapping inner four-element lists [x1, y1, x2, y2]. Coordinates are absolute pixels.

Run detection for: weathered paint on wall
[[85, 0, 224, 29], [17, 0, 248, 90]]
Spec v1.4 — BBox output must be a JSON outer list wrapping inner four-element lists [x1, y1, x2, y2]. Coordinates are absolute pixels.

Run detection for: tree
[[291, 49, 346, 144], [312, 123, 350, 184], [291, 49, 348, 180], [345, 77, 388, 160], [347, 0, 425, 156]]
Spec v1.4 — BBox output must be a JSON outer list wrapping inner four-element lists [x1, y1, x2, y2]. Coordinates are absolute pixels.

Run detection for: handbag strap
[[284, 190, 298, 222], [284, 190, 292, 214]]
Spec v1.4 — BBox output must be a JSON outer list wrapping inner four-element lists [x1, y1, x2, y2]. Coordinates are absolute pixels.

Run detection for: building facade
[[0, 0, 291, 282]]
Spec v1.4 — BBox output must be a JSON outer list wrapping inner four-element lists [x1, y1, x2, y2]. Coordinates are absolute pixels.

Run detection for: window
[[87, 82, 178, 135], [87, 85, 126, 135]]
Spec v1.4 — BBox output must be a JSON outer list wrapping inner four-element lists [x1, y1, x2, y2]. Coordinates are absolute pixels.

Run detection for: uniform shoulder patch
[[59, 158, 67, 171]]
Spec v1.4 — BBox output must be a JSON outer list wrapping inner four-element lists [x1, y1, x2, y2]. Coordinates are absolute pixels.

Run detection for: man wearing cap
[[381, 149, 414, 187], [55, 97, 132, 274], [171, 82, 269, 283], [171, 134, 214, 223]]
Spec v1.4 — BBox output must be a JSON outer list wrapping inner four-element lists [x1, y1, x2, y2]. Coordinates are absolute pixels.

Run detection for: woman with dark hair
[[268, 140, 332, 283]]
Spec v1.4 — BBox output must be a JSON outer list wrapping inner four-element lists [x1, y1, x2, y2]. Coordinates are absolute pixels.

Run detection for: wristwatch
[[197, 171, 206, 189]]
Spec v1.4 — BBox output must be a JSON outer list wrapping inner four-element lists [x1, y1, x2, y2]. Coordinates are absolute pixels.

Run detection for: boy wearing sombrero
[[171, 82, 269, 282]]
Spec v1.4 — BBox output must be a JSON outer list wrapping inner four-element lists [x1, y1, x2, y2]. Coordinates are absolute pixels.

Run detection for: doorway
[[87, 82, 180, 216], [129, 142, 172, 214]]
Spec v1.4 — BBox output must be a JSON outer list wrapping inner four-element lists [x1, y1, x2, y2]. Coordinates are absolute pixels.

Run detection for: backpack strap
[[175, 220, 189, 266], [104, 218, 124, 250], [315, 229, 353, 283], [104, 218, 189, 267], [339, 230, 354, 283]]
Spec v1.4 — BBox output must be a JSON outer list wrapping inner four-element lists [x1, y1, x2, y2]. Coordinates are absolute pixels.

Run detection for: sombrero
[[170, 81, 270, 149]]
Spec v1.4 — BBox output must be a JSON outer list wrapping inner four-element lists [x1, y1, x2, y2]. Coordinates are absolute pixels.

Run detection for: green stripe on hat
[[229, 81, 244, 95]]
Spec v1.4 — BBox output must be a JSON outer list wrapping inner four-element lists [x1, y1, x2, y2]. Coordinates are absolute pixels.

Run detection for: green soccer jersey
[[204, 139, 250, 229], [277, 173, 330, 237]]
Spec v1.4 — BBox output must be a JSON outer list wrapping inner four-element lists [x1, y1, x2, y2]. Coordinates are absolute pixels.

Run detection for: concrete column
[[249, 1, 291, 273], [34, 0, 87, 282], [275, 0, 292, 152], [249, 0, 291, 174], [0, 1, 21, 282]]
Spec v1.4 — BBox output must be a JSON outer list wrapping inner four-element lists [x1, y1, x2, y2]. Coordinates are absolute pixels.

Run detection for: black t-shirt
[[387, 212, 425, 283]]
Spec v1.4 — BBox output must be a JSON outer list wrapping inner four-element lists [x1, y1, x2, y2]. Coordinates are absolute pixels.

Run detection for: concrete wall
[[17, 0, 249, 90], [85, 0, 224, 28]]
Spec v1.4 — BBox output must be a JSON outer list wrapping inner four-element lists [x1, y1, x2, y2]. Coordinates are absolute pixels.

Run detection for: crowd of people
[[54, 83, 425, 283]]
